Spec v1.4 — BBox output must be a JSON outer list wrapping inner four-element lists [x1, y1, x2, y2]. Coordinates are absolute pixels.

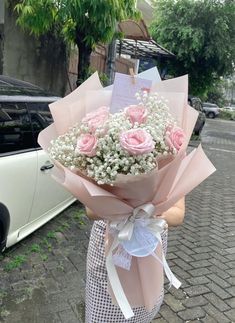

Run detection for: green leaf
[[150, 0, 235, 96], [14, 0, 140, 83]]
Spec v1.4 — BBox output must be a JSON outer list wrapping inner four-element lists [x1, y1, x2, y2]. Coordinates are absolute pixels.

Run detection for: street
[[0, 118, 235, 323]]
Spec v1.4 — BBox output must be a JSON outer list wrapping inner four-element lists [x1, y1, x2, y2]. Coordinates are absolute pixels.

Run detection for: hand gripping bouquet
[[38, 69, 215, 319]]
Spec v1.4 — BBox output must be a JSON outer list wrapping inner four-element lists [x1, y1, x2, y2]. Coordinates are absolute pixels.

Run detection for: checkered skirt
[[85, 220, 168, 322]]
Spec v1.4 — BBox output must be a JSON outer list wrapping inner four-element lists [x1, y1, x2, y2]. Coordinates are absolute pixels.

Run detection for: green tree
[[150, 0, 235, 96], [15, 0, 140, 86], [206, 79, 226, 108]]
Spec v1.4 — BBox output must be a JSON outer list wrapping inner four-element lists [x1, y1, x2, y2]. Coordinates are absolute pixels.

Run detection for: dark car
[[188, 96, 206, 136]]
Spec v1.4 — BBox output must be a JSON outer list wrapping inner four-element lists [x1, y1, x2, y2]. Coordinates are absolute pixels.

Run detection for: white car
[[0, 76, 75, 251], [202, 102, 220, 118], [223, 105, 235, 111]]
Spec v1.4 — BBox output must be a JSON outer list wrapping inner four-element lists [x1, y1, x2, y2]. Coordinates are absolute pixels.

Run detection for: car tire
[[0, 224, 5, 253], [208, 112, 215, 119], [194, 131, 199, 136], [0, 204, 9, 252], [195, 120, 205, 136]]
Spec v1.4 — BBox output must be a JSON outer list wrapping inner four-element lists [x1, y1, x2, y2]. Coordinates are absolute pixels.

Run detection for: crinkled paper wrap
[[38, 71, 216, 314]]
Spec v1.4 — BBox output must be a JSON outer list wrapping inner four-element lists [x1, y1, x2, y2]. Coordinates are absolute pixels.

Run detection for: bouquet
[[38, 69, 215, 319], [49, 91, 185, 184]]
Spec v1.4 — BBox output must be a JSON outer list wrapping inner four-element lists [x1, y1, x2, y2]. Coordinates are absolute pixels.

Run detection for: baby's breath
[[49, 92, 177, 184]]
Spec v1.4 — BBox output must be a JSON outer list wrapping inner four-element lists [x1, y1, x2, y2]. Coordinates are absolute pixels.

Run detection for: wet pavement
[[0, 118, 235, 323]]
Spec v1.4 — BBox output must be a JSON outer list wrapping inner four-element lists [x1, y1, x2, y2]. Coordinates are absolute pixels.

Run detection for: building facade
[[0, 1, 68, 96]]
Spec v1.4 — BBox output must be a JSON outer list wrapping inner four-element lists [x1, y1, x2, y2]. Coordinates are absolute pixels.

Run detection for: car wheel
[[195, 120, 205, 136], [0, 225, 4, 253], [208, 112, 215, 119]]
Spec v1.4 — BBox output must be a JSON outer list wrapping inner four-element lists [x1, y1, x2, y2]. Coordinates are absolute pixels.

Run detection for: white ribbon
[[106, 203, 181, 320]]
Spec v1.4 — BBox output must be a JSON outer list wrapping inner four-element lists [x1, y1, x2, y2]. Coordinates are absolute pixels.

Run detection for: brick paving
[[0, 118, 235, 323]]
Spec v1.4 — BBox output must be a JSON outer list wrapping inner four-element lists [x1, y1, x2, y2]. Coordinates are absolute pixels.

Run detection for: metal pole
[[106, 38, 117, 85]]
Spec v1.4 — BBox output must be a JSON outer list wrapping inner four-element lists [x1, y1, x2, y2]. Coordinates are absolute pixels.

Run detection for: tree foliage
[[150, 0, 235, 96], [15, 0, 140, 85], [206, 79, 226, 107]]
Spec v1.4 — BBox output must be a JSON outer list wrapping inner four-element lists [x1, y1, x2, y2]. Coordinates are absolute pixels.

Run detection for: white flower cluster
[[49, 92, 177, 184]]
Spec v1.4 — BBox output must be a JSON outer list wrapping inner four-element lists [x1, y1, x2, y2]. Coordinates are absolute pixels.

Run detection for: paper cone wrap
[[38, 70, 216, 318]]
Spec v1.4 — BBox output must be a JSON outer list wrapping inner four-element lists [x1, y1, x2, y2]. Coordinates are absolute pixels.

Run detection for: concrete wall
[[0, 0, 4, 24], [2, 6, 68, 96]]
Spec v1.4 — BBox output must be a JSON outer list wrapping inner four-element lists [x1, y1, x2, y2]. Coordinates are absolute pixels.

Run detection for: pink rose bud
[[124, 105, 148, 125], [82, 106, 109, 132], [120, 128, 155, 155], [165, 126, 185, 151], [76, 134, 97, 157]]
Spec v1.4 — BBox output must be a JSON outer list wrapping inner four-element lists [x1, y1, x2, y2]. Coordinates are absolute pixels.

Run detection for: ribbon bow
[[106, 203, 181, 320], [110, 203, 159, 241]]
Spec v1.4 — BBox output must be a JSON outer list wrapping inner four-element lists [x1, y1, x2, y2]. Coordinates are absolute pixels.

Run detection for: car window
[[27, 102, 53, 147], [203, 103, 218, 108], [0, 102, 35, 154]]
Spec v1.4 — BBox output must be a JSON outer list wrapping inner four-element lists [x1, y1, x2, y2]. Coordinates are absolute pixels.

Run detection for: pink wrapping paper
[[38, 72, 216, 312]]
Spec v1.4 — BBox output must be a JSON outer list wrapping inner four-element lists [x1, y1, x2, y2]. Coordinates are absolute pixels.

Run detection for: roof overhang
[[117, 19, 174, 59], [116, 38, 175, 59]]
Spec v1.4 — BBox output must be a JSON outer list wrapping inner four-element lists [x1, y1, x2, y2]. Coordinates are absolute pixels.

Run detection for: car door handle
[[40, 163, 54, 171]]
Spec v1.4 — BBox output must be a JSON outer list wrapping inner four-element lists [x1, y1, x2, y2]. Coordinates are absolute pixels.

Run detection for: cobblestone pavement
[[0, 118, 235, 323]]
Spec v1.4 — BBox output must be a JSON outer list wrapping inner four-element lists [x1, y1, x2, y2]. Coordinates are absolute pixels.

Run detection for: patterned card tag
[[110, 73, 152, 114], [112, 244, 132, 271]]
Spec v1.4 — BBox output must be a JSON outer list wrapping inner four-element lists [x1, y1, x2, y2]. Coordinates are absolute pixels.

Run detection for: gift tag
[[122, 225, 158, 257], [110, 73, 152, 114], [112, 244, 132, 270]]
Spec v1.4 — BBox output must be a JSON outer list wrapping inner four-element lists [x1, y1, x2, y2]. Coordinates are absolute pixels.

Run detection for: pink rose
[[82, 106, 109, 132], [165, 126, 185, 151], [120, 128, 155, 155], [76, 134, 97, 157], [124, 105, 148, 125]]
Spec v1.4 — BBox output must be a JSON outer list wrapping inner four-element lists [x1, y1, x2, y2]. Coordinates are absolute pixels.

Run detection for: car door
[[26, 101, 73, 223], [0, 102, 37, 242]]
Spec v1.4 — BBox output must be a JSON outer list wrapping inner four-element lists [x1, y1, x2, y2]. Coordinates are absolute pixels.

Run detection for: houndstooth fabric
[[85, 220, 168, 323]]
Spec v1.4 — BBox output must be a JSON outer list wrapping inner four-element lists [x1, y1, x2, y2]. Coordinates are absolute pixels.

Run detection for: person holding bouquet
[[85, 197, 185, 322]]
